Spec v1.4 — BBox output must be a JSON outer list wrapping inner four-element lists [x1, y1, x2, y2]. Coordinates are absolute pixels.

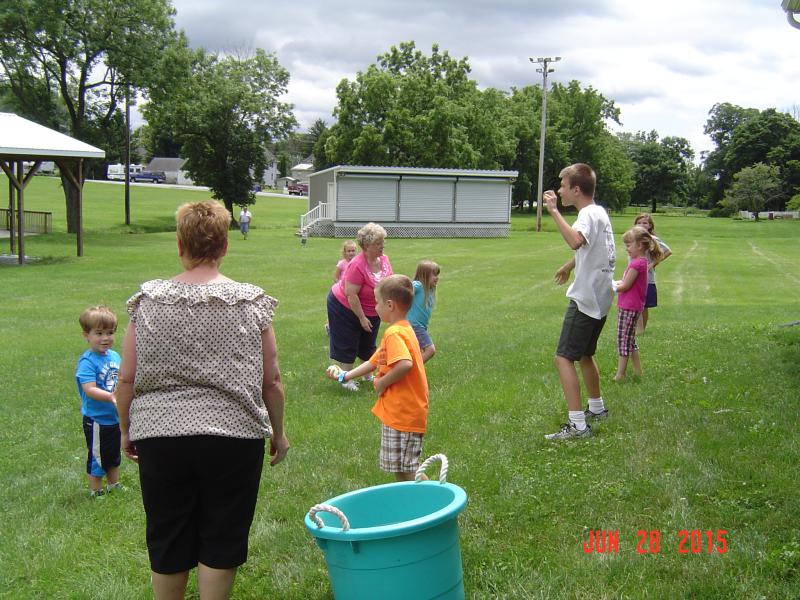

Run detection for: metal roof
[[0, 112, 105, 159], [311, 165, 518, 179], [148, 157, 188, 171]]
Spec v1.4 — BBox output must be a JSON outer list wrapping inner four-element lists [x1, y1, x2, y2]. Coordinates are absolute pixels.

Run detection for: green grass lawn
[[1, 176, 799, 599]]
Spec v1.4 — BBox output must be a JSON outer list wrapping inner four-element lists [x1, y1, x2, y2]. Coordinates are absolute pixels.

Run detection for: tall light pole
[[124, 84, 131, 225], [530, 56, 560, 232]]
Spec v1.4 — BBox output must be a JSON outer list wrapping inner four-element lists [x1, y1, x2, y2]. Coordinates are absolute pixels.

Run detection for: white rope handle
[[415, 453, 448, 483], [308, 503, 350, 531]]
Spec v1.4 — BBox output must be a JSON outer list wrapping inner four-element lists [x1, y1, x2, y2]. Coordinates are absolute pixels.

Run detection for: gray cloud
[[164, 0, 799, 155]]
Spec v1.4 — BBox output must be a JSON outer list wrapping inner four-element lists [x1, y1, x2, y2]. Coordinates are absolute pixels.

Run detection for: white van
[[107, 163, 144, 180]]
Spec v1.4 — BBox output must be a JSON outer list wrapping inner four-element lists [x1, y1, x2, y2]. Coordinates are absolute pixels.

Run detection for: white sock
[[588, 397, 605, 414], [569, 410, 587, 430]]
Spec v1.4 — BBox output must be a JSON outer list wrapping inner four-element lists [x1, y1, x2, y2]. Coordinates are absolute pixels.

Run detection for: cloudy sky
[[166, 0, 799, 158]]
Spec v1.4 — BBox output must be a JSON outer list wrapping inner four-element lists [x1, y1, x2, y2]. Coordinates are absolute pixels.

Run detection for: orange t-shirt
[[369, 320, 429, 433]]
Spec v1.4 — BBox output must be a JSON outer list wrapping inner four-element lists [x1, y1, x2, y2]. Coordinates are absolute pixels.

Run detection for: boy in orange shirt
[[326, 274, 429, 481]]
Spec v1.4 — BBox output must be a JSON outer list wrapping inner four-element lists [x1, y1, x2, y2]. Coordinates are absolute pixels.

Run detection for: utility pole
[[124, 84, 131, 225], [530, 56, 560, 232]]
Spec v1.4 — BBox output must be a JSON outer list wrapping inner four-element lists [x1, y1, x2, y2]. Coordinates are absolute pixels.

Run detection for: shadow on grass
[[0, 255, 72, 267], [100, 218, 177, 234]]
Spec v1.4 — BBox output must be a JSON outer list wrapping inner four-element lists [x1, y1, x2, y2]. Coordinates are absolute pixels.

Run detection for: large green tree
[[318, 42, 633, 212], [144, 48, 296, 218], [320, 42, 515, 170], [505, 85, 545, 209], [547, 81, 632, 211], [592, 132, 635, 213], [702, 104, 800, 209], [721, 163, 785, 219], [620, 131, 694, 212], [0, 0, 177, 231], [724, 109, 800, 204], [505, 81, 631, 211]]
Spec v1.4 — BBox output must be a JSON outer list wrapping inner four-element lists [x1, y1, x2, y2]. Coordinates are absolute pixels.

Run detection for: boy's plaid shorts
[[379, 424, 424, 474]]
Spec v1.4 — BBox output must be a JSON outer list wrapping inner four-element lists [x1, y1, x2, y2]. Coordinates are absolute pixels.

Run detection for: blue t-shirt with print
[[407, 280, 435, 329], [76, 349, 120, 425]]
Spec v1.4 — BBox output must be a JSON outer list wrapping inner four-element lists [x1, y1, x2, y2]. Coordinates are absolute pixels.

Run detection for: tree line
[[2, 1, 798, 225]]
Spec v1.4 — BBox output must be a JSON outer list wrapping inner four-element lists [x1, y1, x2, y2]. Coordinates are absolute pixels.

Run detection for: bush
[[708, 203, 735, 218], [787, 193, 800, 212]]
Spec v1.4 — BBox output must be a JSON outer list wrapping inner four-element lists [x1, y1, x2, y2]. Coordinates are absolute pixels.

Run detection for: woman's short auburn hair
[[176, 201, 231, 268], [356, 222, 387, 249]]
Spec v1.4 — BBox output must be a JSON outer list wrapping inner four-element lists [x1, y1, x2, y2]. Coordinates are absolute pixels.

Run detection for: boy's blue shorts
[[83, 416, 121, 477]]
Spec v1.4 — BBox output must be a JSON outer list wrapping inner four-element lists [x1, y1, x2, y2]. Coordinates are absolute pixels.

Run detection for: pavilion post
[[77, 159, 83, 257], [16, 160, 24, 264], [7, 164, 15, 255]]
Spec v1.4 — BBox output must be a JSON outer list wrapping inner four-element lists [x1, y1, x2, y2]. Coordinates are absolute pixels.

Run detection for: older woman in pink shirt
[[326, 222, 393, 391]]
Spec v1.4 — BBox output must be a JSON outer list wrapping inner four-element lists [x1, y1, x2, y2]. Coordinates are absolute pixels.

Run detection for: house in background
[[290, 155, 314, 183], [302, 165, 518, 238], [148, 157, 192, 185], [147, 151, 278, 188], [261, 149, 278, 188]]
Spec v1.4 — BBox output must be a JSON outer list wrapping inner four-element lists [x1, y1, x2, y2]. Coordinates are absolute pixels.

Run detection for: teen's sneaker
[[89, 489, 106, 499], [341, 380, 360, 392], [106, 482, 126, 494], [544, 422, 592, 440], [584, 407, 610, 421]]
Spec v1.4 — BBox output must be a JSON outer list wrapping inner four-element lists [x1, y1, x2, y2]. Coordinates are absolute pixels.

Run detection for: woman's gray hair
[[356, 222, 387, 248]]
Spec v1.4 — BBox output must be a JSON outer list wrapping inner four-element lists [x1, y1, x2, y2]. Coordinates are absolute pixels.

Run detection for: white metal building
[[302, 165, 518, 238]]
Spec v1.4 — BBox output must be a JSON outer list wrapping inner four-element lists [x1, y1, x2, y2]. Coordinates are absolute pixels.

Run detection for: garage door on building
[[455, 179, 510, 222], [399, 177, 455, 222], [336, 176, 398, 221]]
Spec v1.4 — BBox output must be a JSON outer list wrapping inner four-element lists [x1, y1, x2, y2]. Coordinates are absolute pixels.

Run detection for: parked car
[[132, 171, 166, 183], [288, 182, 308, 196], [107, 163, 144, 180]]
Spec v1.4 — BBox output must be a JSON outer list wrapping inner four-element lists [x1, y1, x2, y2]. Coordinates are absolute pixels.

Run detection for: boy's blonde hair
[[341, 240, 357, 258], [413, 260, 440, 307], [375, 274, 414, 311], [176, 201, 231, 268], [79, 305, 117, 333], [622, 225, 663, 262], [559, 163, 596, 198]]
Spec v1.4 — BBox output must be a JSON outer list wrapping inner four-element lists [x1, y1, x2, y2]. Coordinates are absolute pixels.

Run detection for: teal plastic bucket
[[305, 454, 468, 600]]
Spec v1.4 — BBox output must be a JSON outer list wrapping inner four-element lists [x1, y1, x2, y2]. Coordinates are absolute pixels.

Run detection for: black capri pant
[[135, 435, 265, 574]]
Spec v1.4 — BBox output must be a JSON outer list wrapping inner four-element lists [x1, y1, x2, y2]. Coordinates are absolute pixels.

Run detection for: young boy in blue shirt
[[76, 306, 122, 498]]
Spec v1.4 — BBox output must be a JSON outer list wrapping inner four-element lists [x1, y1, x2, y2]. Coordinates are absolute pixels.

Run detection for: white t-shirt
[[239, 209, 251, 223], [566, 203, 616, 319]]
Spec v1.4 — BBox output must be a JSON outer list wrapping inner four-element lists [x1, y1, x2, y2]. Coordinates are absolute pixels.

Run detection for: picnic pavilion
[[0, 112, 105, 265]]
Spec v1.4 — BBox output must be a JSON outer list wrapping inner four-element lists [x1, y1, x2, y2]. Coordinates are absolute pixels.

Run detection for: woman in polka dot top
[[116, 200, 289, 599]]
